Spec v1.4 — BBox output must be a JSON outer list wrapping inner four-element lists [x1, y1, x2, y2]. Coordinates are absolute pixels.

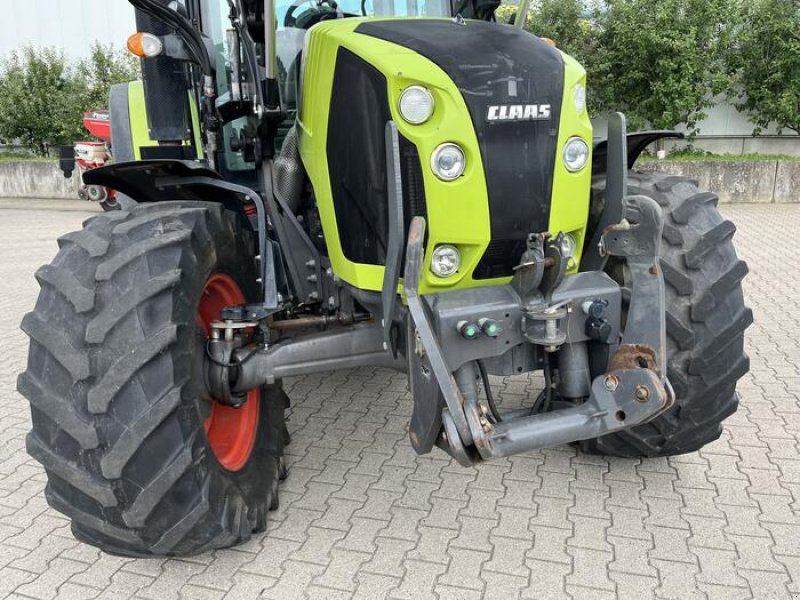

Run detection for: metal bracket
[[582, 112, 628, 272], [601, 194, 667, 376], [511, 233, 547, 301], [261, 162, 328, 305], [403, 217, 473, 447], [155, 175, 278, 310], [438, 195, 670, 463], [475, 367, 670, 459], [382, 122, 404, 352]]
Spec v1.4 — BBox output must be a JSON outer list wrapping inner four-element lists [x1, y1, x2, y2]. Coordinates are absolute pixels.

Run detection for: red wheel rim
[[198, 273, 260, 472]]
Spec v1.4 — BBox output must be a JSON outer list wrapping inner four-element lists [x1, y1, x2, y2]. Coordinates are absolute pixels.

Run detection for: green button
[[458, 322, 481, 339], [480, 319, 502, 337]]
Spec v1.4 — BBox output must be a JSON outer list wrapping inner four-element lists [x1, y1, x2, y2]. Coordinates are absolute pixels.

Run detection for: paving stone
[[312, 548, 372, 592], [259, 560, 325, 599], [388, 559, 446, 600], [650, 558, 704, 599], [405, 526, 457, 564], [739, 569, 791, 600], [437, 548, 490, 591], [481, 571, 529, 600], [566, 547, 615, 592], [361, 537, 414, 577], [435, 584, 484, 600], [523, 559, 570, 599], [609, 572, 658, 600], [351, 572, 400, 600], [695, 547, 750, 588], [15, 557, 88, 600], [607, 536, 657, 578], [483, 536, 530, 579]]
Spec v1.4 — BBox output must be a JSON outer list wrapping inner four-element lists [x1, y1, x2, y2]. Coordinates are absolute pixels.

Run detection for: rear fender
[[84, 160, 282, 309], [592, 130, 684, 175], [82, 160, 249, 214]]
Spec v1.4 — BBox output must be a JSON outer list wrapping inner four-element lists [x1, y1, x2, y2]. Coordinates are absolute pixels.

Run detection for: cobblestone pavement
[[0, 198, 798, 600]]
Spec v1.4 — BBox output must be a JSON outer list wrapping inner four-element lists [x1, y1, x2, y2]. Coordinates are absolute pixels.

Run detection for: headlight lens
[[561, 232, 577, 258], [431, 143, 466, 181], [563, 137, 590, 172], [430, 244, 461, 277], [573, 84, 586, 113], [398, 86, 434, 124]]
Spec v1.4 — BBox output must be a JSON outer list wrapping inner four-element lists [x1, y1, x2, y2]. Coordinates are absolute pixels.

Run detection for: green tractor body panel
[[297, 18, 591, 296], [125, 80, 205, 160]]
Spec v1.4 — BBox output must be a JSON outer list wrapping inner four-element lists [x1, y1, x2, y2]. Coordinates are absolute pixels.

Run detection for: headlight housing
[[430, 244, 461, 277], [398, 86, 434, 125], [561, 232, 577, 258], [431, 143, 466, 181], [573, 84, 586, 113], [563, 137, 590, 172]]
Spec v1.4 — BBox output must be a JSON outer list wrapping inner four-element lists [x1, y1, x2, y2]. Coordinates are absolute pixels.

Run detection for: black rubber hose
[[477, 360, 503, 423], [542, 357, 553, 413]]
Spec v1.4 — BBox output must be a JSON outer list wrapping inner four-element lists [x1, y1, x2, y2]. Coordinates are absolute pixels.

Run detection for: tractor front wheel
[[583, 171, 752, 457], [19, 201, 286, 556]]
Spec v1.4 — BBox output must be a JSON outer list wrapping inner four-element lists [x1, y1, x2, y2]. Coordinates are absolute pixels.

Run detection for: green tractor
[[19, 0, 751, 556]]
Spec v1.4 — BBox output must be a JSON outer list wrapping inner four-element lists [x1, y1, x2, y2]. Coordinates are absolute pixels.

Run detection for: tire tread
[[584, 171, 750, 458]]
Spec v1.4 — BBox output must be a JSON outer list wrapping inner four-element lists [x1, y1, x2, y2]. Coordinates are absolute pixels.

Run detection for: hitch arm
[[403, 217, 474, 447]]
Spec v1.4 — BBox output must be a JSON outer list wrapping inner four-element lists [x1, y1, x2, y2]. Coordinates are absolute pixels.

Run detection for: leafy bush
[[726, 0, 800, 135], [0, 47, 83, 156], [498, 0, 800, 140], [77, 43, 140, 116], [0, 44, 138, 157], [497, 1, 602, 110], [591, 0, 735, 135]]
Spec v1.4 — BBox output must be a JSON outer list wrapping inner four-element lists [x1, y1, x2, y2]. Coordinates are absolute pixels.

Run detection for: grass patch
[[640, 149, 799, 161]]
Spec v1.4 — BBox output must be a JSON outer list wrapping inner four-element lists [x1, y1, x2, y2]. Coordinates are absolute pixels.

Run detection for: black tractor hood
[[356, 19, 565, 279]]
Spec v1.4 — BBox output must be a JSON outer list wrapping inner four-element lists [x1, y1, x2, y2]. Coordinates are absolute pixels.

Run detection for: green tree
[[497, 1, 602, 110], [0, 44, 138, 156], [0, 46, 84, 156], [76, 43, 140, 113], [726, 0, 800, 135], [527, 0, 600, 65], [592, 0, 736, 135]]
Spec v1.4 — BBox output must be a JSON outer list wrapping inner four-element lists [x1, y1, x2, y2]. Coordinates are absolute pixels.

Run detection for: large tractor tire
[[583, 171, 752, 457], [18, 201, 287, 556]]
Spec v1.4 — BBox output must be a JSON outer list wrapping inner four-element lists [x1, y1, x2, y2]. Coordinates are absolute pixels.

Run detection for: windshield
[[277, 0, 453, 112], [277, 0, 452, 19]]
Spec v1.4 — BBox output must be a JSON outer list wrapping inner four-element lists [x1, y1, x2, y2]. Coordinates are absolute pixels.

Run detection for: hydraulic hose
[[477, 360, 503, 423]]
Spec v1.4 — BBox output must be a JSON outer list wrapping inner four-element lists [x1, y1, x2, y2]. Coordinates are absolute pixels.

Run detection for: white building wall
[[0, 0, 136, 59], [593, 95, 800, 157]]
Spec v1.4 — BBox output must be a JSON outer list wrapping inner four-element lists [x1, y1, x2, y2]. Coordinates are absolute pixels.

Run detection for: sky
[[0, 0, 136, 59]]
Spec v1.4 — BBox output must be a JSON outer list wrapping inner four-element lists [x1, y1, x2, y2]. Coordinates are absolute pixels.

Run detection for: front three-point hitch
[[205, 194, 674, 466]]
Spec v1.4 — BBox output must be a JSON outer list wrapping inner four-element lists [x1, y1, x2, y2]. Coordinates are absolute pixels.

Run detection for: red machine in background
[[61, 111, 119, 211]]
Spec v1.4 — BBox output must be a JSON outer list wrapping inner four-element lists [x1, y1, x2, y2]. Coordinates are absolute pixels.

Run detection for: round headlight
[[398, 86, 434, 125], [561, 232, 577, 258], [430, 244, 461, 277], [563, 137, 590, 172], [431, 143, 466, 181]]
